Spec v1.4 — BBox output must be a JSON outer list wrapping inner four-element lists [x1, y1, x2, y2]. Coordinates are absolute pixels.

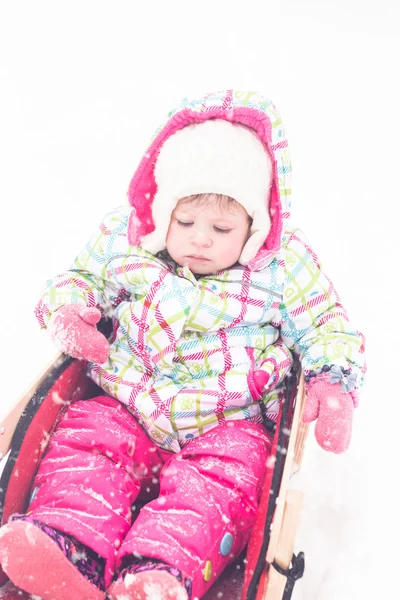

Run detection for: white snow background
[[0, 1, 398, 598]]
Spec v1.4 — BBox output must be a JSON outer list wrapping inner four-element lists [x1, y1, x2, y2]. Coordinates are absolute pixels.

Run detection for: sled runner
[[0, 354, 308, 600]]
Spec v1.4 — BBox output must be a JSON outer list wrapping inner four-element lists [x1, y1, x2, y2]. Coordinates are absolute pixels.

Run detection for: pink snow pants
[[26, 396, 272, 598]]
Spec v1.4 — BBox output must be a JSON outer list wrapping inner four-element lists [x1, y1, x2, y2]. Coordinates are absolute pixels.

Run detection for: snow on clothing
[[25, 395, 271, 597]]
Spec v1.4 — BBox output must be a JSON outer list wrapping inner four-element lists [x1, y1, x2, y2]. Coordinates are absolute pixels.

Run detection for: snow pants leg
[[26, 395, 165, 587], [118, 420, 272, 600]]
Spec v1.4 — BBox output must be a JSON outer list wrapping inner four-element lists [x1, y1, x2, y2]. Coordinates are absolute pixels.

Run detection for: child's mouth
[[186, 255, 211, 261]]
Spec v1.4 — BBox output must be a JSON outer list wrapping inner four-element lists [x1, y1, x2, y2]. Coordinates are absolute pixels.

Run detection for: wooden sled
[[0, 355, 308, 600]]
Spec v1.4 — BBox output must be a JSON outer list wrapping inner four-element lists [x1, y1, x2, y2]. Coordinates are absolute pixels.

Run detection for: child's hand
[[49, 304, 109, 363], [248, 344, 293, 401], [248, 369, 270, 400], [303, 375, 355, 454]]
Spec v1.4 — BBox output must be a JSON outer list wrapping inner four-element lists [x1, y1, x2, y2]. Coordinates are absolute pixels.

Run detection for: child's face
[[166, 198, 251, 274]]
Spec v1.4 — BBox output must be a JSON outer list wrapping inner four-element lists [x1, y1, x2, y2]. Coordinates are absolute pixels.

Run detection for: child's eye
[[214, 227, 231, 234], [177, 220, 193, 227]]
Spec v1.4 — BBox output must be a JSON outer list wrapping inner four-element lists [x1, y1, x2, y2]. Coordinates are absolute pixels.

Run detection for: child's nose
[[190, 230, 212, 247]]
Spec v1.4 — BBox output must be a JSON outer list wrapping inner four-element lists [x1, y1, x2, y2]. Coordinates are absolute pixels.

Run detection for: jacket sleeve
[[34, 206, 136, 328], [276, 229, 366, 390]]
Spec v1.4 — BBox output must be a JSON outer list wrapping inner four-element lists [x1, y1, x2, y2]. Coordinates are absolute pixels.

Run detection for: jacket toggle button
[[220, 532, 234, 556], [203, 560, 213, 581]]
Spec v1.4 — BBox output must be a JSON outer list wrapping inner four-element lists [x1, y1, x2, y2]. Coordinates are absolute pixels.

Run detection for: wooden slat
[[264, 490, 303, 600], [265, 375, 306, 564]]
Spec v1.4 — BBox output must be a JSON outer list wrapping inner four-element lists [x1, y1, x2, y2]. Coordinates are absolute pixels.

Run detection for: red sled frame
[[0, 354, 308, 600]]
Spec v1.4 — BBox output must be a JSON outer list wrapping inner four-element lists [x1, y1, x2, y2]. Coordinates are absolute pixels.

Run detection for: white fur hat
[[140, 119, 272, 265]]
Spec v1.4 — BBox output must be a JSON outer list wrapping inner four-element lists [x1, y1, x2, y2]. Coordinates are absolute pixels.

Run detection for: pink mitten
[[303, 374, 355, 454], [248, 370, 270, 400], [49, 304, 109, 363]]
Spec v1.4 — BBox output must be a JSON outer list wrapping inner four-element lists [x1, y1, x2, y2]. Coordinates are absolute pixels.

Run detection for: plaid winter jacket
[[35, 91, 365, 452]]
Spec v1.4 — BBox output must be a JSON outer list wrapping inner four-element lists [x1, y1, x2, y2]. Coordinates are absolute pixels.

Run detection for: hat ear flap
[[239, 208, 271, 265], [239, 230, 267, 265], [140, 225, 168, 255], [140, 193, 175, 254]]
